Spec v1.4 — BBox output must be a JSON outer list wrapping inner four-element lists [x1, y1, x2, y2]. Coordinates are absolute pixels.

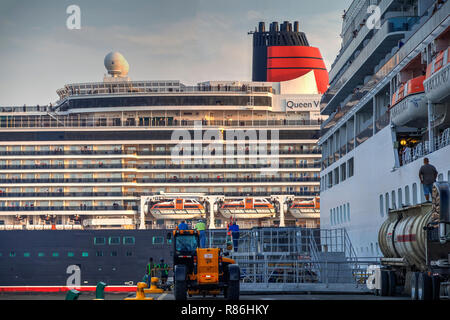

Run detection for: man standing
[[229, 221, 240, 253], [195, 219, 206, 248], [146, 257, 156, 287], [157, 258, 169, 284], [419, 158, 438, 202]]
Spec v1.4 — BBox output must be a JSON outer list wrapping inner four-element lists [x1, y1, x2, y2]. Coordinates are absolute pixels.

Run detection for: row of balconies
[[0, 163, 321, 170], [0, 149, 322, 156], [0, 177, 320, 184]]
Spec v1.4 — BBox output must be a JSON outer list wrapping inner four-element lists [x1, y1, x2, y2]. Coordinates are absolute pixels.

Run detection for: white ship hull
[[320, 126, 450, 258]]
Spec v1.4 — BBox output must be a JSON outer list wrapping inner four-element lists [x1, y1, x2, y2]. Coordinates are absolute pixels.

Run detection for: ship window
[[94, 237, 106, 245], [412, 183, 418, 205], [448, 171, 450, 182], [438, 173, 443, 182], [348, 158, 354, 178], [340, 164, 346, 182], [379, 195, 384, 217], [391, 191, 396, 210], [111, 251, 118, 257], [385, 193, 390, 215], [405, 186, 410, 206], [123, 237, 135, 245], [152, 236, 164, 245], [334, 168, 340, 185], [126, 251, 133, 257], [109, 236, 120, 245], [38, 252, 45, 257], [330, 209, 333, 225], [67, 252, 74, 257], [82, 252, 89, 257], [398, 188, 403, 208], [24, 252, 30, 257], [347, 203, 350, 221], [9, 251, 16, 257], [52, 252, 59, 257], [96, 251, 103, 257]]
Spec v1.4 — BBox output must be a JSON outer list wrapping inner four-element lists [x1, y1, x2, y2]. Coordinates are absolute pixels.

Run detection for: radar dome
[[104, 52, 129, 77]]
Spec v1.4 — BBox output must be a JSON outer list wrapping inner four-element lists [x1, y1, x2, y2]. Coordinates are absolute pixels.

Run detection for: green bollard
[[94, 282, 107, 300], [65, 289, 80, 300]]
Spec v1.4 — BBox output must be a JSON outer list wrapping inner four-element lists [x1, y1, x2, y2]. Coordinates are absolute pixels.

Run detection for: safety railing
[[401, 128, 450, 166]]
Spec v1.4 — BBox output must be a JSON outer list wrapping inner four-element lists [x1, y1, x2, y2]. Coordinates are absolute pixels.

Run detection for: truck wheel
[[174, 280, 187, 301], [226, 280, 240, 301], [387, 271, 396, 296], [410, 272, 419, 300], [418, 272, 432, 301], [380, 270, 389, 296], [431, 275, 440, 301]]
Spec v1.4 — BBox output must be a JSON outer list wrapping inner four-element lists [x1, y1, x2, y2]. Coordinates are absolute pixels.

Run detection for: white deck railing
[[402, 128, 450, 165]]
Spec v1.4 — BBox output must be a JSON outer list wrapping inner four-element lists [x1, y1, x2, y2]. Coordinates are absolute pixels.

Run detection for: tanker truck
[[372, 181, 450, 300]]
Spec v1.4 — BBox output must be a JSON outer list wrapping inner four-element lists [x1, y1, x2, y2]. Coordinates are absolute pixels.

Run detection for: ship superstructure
[[0, 22, 328, 231], [319, 0, 450, 257]]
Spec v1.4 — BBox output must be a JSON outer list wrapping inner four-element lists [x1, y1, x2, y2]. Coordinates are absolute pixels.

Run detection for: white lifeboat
[[424, 47, 450, 103], [390, 75, 427, 127], [288, 197, 320, 219], [219, 198, 276, 219], [148, 198, 206, 220]]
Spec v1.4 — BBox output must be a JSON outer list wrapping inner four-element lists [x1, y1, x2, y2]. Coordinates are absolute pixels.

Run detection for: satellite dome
[[104, 52, 129, 77]]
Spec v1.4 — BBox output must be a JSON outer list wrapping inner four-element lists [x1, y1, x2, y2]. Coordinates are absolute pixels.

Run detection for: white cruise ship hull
[[320, 126, 450, 257]]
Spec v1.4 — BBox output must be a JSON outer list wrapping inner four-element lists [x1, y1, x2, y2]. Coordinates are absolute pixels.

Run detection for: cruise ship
[[0, 21, 328, 289], [319, 0, 450, 258]]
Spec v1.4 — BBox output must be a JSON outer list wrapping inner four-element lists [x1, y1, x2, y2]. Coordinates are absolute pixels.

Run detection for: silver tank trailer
[[378, 182, 450, 271], [378, 204, 432, 270]]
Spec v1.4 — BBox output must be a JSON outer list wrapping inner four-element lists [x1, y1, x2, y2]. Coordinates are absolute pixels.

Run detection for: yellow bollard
[[144, 277, 164, 294], [124, 282, 154, 300]]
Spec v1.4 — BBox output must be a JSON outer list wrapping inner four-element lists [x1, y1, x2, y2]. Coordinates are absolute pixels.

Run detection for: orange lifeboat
[[288, 197, 320, 218], [149, 198, 205, 220], [424, 47, 450, 103], [219, 198, 276, 219], [390, 75, 427, 127]]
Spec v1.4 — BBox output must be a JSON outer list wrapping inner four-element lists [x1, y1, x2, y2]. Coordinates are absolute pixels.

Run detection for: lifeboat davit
[[424, 47, 450, 103], [148, 198, 206, 220], [219, 198, 276, 219], [390, 75, 428, 127], [288, 197, 320, 219]]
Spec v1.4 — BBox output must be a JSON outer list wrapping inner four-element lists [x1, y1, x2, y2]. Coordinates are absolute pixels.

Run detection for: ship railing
[[0, 150, 322, 156], [0, 205, 138, 212], [401, 128, 450, 166], [0, 192, 138, 198], [0, 177, 320, 184], [0, 116, 323, 128], [0, 163, 322, 171]]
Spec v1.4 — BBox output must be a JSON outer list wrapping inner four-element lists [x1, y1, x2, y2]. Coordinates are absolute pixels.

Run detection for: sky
[[0, 0, 353, 106]]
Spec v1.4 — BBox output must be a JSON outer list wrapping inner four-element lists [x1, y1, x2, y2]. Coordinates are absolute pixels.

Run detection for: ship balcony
[[0, 163, 321, 173], [0, 205, 138, 215], [0, 177, 320, 189], [322, 16, 419, 115], [0, 192, 139, 199], [0, 117, 323, 129], [0, 149, 322, 158], [56, 83, 276, 102]]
